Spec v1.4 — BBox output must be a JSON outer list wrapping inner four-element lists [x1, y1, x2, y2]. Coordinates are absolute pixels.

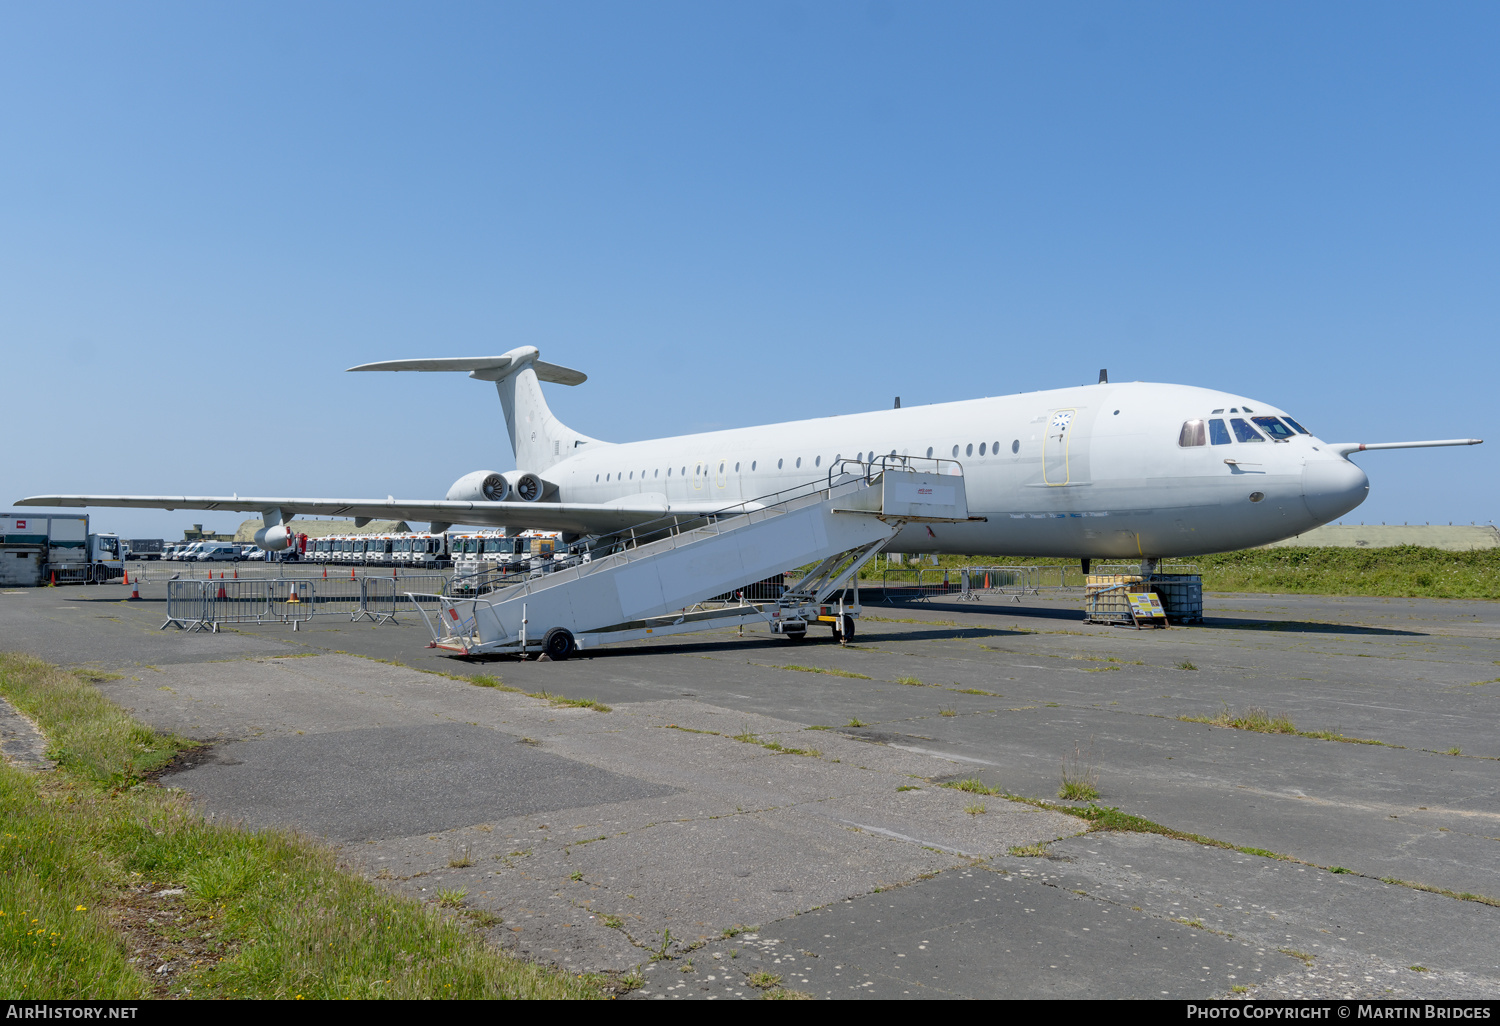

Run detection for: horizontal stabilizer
[[348, 346, 586, 386], [1327, 438, 1482, 456]]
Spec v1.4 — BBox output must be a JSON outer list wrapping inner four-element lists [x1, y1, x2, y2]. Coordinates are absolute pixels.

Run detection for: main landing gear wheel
[[542, 627, 575, 661]]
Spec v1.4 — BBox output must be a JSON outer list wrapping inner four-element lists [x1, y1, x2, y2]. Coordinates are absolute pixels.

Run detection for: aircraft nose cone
[[1302, 458, 1369, 523]]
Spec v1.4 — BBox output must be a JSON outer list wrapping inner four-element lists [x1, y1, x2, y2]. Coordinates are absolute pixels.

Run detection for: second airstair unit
[[412, 458, 983, 659]]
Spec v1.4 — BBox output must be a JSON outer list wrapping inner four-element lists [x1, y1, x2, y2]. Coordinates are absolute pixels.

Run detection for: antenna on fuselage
[[894, 397, 901, 409], [1098, 369, 1108, 384]]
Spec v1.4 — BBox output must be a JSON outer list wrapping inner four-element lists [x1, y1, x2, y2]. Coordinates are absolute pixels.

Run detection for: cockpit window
[[1230, 417, 1264, 442], [1282, 417, 1310, 435], [1178, 420, 1206, 447], [1252, 416, 1295, 441], [1209, 419, 1231, 445]]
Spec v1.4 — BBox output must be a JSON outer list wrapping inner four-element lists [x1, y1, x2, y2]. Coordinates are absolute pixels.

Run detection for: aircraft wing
[[12, 494, 753, 536]]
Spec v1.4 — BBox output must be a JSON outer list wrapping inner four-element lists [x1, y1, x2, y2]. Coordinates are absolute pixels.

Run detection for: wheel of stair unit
[[833, 614, 855, 642], [542, 627, 575, 661], [784, 625, 807, 643]]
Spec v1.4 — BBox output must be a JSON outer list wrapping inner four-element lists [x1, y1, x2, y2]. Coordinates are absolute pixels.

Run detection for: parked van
[[196, 542, 239, 561]]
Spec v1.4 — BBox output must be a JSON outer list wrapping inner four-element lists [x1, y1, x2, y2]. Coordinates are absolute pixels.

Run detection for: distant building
[[182, 523, 235, 542], [232, 517, 413, 543]]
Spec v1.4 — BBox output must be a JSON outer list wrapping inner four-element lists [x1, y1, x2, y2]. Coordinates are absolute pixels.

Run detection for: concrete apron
[[118, 655, 1078, 978]]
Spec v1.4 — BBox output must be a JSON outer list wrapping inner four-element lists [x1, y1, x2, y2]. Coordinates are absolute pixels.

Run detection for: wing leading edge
[[12, 494, 750, 536]]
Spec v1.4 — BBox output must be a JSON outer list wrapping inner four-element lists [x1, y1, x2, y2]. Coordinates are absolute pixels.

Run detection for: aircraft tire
[[542, 627, 575, 661]]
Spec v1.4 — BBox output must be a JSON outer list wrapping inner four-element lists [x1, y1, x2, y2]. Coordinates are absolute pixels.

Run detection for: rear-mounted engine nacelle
[[446, 470, 508, 502], [504, 471, 546, 502], [445, 469, 549, 503]]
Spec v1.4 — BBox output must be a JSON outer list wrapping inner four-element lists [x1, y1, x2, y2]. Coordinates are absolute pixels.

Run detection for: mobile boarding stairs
[[413, 458, 982, 659]]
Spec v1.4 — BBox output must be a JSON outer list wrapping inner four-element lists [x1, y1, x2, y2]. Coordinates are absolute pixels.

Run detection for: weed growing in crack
[[435, 888, 467, 908], [846, 717, 867, 728], [1177, 661, 1198, 671], [943, 777, 1000, 796], [449, 845, 474, 868], [1009, 844, 1049, 857], [964, 803, 986, 816], [748, 971, 781, 989], [465, 908, 502, 928], [1059, 739, 1100, 801]]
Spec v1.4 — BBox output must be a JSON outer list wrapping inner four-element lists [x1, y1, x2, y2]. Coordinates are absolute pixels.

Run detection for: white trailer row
[[304, 530, 560, 571]]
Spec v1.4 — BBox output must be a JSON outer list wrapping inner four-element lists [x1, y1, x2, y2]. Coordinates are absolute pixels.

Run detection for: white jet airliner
[[17, 347, 1481, 562]]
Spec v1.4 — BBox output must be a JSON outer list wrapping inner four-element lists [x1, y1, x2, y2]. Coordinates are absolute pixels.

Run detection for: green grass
[[942, 777, 1000, 796], [0, 652, 601, 1000], [775, 664, 871, 680], [466, 674, 610, 712], [854, 546, 1500, 599], [1192, 545, 1500, 599], [1178, 704, 1395, 747]]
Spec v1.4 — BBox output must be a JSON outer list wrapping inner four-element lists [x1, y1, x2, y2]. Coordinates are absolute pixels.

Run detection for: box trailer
[[0, 513, 124, 585]]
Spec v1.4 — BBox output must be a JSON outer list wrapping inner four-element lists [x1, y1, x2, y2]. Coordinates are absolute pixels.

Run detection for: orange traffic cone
[[322, 565, 327, 579], [233, 567, 238, 579], [216, 582, 228, 599], [350, 568, 356, 580], [287, 581, 301, 604], [128, 576, 141, 600], [50, 571, 56, 586]]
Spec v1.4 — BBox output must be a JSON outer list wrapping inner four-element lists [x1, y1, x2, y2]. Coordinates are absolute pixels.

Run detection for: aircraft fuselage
[[543, 381, 1368, 559]]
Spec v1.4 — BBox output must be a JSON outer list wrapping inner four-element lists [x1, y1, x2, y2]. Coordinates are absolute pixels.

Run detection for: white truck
[[0, 512, 123, 585]]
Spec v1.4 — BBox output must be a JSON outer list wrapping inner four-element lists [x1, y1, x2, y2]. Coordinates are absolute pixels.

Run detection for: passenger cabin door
[[1043, 408, 1076, 485]]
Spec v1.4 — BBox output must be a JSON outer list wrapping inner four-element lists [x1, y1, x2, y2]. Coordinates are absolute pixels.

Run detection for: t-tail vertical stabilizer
[[347, 347, 606, 472]]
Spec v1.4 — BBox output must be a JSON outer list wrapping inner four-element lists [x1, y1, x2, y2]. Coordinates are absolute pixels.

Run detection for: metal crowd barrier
[[160, 573, 459, 631], [878, 568, 958, 604], [360, 575, 448, 623], [957, 566, 1041, 602]]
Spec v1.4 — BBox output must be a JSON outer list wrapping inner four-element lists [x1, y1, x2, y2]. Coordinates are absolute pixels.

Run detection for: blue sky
[[2, 1, 1495, 540]]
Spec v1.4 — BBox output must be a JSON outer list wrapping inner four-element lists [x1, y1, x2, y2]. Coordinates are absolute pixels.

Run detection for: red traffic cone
[[322, 565, 327, 579], [216, 582, 228, 599], [50, 571, 56, 586], [129, 577, 141, 600], [287, 581, 301, 604], [233, 567, 238, 579], [350, 567, 356, 580]]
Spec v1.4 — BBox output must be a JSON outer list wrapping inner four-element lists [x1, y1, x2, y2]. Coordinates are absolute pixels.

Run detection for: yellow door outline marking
[[1043, 408, 1075, 486]]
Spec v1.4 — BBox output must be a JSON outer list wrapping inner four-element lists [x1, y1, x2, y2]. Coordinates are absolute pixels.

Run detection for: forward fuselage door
[[1043, 408, 1076, 485]]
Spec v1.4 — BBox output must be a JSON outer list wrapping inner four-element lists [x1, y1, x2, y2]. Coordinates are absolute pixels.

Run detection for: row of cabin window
[[593, 441, 1027, 483], [1179, 415, 1309, 448]]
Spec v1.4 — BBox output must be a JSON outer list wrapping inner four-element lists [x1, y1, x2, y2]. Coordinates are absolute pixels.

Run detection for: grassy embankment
[[0, 652, 602, 1000], [858, 547, 1500, 600]]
